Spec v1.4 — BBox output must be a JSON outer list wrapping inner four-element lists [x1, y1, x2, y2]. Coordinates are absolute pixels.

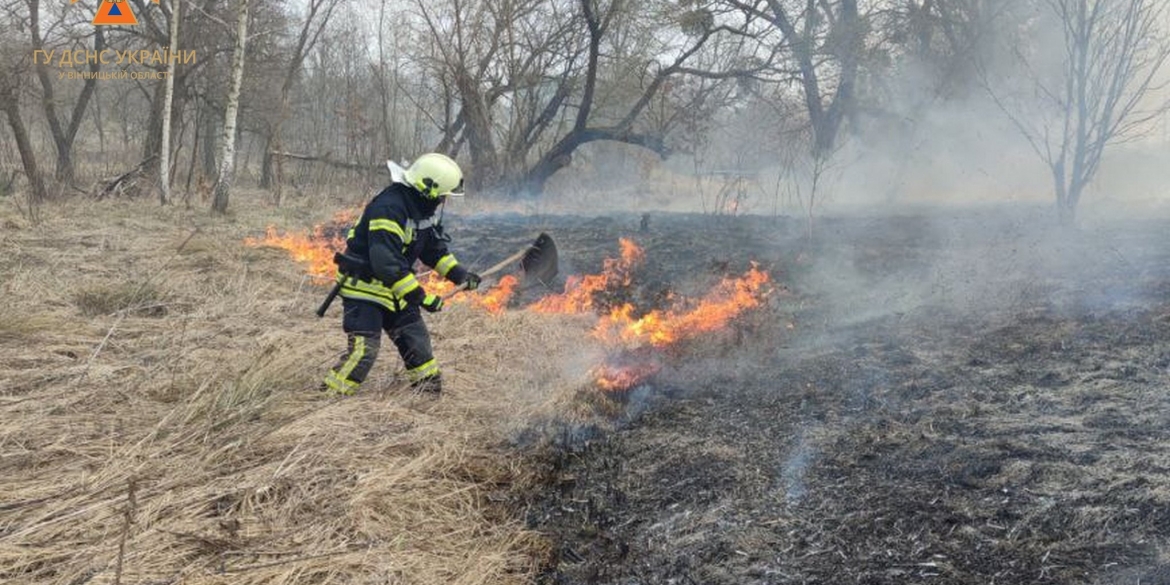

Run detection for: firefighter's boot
[[410, 374, 442, 397]]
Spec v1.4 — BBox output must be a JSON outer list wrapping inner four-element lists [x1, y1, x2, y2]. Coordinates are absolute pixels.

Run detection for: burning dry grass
[[0, 194, 608, 584], [246, 218, 777, 392]]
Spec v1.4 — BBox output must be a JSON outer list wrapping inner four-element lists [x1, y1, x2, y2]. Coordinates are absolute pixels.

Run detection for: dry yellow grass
[[0, 192, 611, 584]]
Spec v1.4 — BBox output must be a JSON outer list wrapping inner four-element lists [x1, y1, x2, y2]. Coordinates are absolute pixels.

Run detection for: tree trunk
[[200, 99, 219, 179], [160, 0, 181, 205], [521, 126, 667, 195], [260, 138, 273, 188], [519, 150, 573, 195], [1, 99, 47, 204], [510, 0, 605, 195], [143, 78, 166, 164], [1052, 162, 1074, 226], [266, 0, 337, 202], [185, 99, 201, 201], [1057, 200, 1077, 226], [376, 0, 394, 164], [29, 1, 104, 186], [454, 69, 499, 189], [1057, 173, 1084, 227], [212, 0, 250, 214], [785, 0, 859, 157]]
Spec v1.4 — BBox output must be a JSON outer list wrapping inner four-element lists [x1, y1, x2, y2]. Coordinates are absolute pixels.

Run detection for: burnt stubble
[[492, 208, 1170, 585]]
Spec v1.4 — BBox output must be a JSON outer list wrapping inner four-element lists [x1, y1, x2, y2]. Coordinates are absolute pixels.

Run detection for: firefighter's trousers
[[323, 298, 439, 395]]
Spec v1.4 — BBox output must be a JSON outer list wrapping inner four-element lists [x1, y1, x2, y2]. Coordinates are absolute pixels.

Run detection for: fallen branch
[[269, 150, 383, 172], [96, 155, 158, 200]]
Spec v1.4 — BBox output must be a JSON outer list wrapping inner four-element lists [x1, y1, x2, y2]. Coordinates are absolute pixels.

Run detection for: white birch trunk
[[212, 0, 250, 214], [159, 0, 180, 205]]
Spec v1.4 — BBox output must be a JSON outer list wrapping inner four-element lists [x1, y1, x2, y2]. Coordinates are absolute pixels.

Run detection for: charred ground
[[450, 208, 1170, 585]]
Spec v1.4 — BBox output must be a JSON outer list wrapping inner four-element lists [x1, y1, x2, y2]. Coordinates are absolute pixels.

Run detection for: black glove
[[420, 293, 444, 313], [463, 272, 482, 291]]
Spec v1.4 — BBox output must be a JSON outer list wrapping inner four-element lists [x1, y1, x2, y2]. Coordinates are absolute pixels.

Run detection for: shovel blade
[[521, 232, 558, 285]]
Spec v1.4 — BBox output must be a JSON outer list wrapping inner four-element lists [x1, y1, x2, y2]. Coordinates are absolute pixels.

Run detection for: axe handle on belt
[[317, 252, 370, 318], [316, 280, 342, 318]]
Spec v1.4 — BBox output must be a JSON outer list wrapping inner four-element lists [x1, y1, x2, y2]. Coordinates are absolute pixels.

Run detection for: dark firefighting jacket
[[336, 183, 468, 311]]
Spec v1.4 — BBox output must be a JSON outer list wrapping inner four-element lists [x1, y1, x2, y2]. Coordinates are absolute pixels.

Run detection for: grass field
[[0, 192, 611, 584]]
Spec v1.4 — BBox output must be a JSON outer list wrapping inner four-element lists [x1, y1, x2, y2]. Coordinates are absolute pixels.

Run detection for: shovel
[[443, 232, 558, 300], [317, 234, 557, 316]]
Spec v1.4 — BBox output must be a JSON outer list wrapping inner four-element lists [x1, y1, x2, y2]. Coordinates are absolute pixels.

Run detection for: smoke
[[780, 428, 818, 505], [834, 108, 1051, 211], [1082, 145, 1170, 220], [791, 207, 1164, 339]]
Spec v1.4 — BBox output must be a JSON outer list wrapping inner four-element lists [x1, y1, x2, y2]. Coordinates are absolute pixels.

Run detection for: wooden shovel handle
[[479, 247, 530, 278], [440, 246, 532, 301]]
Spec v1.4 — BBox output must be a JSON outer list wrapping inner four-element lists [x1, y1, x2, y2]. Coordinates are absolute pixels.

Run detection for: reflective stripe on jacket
[[337, 183, 467, 312]]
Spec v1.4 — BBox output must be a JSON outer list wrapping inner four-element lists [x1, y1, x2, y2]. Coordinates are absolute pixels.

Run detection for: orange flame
[[591, 360, 663, 391], [244, 210, 355, 281], [244, 225, 344, 281], [529, 238, 644, 314], [521, 238, 773, 390], [419, 272, 518, 313], [475, 274, 519, 314], [592, 265, 771, 349], [248, 215, 775, 392], [245, 211, 519, 315], [419, 271, 460, 298]]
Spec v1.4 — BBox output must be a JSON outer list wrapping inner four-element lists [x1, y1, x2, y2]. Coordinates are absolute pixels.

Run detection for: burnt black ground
[[453, 207, 1170, 585]]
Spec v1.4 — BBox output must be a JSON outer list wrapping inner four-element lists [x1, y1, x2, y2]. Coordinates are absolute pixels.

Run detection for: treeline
[[0, 0, 1166, 222]]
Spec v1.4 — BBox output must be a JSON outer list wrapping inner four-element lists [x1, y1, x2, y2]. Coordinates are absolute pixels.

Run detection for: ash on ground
[[461, 209, 1170, 585]]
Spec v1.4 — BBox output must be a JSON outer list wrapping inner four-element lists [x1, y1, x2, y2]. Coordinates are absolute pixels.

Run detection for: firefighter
[[322, 153, 480, 397]]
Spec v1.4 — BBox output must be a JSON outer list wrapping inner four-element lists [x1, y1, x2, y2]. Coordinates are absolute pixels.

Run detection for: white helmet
[[403, 153, 464, 199]]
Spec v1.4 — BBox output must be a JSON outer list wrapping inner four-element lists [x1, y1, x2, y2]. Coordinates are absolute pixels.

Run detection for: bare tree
[[159, 0, 181, 205], [726, 0, 864, 157], [882, 0, 1013, 98], [128, 0, 236, 191], [0, 10, 47, 208], [412, 0, 762, 193], [28, 0, 103, 186], [414, 0, 526, 187], [370, 0, 429, 163], [986, 0, 1170, 224], [261, 0, 339, 203], [851, 0, 1019, 204], [516, 0, 765, 193], [722, 0, 867, 239], [212, 0, 250, 214]]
